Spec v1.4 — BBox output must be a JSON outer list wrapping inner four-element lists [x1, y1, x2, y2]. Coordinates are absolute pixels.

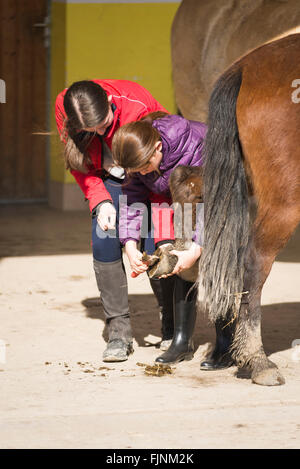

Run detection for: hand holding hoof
[[142, 245, 178, 279]]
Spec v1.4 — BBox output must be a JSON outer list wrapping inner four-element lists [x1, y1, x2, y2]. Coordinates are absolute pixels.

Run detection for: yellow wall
[[50, 0, 180, 184]]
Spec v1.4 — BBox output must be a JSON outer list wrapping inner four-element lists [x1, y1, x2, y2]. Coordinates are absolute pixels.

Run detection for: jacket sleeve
[[149, 193, 175, 246], [55, 92, 112, 212], [119, 175, 175, 246], [119, 175, 151, 245]]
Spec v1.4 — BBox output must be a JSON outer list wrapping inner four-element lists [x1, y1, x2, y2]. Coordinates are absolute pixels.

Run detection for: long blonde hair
[[112, 111, 167, 172]]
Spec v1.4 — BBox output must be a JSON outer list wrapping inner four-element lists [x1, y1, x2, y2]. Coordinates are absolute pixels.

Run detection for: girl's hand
[[97, 202, 116, 231], [160, 243, 202, 278], [125, 241, 149, 276]]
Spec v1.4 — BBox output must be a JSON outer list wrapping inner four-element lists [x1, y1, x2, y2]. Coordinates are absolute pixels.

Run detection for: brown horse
[[199, 34, 300, 385]]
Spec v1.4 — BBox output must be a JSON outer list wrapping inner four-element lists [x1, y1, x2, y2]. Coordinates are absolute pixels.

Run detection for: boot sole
[[102, 342, 134, 363], [156, 352, 194, 365], [200, 361, 234, 371], [103, 355, 129, 362]]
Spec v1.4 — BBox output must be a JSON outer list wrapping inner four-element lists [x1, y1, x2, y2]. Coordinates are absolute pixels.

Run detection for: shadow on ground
[[82, 295, 300, 355], [82, 295, 215, 348]]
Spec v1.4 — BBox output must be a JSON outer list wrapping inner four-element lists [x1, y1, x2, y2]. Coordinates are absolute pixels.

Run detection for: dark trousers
[[92, 176, 155, 262]]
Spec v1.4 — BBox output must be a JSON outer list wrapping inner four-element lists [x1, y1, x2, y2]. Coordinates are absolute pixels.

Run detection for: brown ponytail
[[112, 112, 168, 171], [61, 80, 109, 172]]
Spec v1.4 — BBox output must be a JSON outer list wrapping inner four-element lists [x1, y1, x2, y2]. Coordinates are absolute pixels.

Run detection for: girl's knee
[[92, 220, 122, 262]]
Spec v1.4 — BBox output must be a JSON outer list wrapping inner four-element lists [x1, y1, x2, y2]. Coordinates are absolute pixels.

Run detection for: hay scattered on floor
[[136, 362, 175, 377]]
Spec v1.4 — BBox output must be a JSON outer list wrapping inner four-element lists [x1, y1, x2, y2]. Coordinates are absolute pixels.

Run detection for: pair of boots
[[94, 258, 234, 367]]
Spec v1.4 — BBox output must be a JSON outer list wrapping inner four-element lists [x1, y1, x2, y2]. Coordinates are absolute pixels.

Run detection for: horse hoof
[[251, 367, 285, 386]]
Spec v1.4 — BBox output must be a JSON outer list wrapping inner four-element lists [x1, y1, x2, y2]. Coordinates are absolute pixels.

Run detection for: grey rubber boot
[[93, 258, 133, 361]]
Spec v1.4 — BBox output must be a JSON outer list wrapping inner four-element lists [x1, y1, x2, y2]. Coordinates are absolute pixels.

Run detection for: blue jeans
[[92, 176, 155, 262]]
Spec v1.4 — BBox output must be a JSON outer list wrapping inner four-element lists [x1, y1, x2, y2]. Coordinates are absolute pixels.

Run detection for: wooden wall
[[0, 0, 48, 201]]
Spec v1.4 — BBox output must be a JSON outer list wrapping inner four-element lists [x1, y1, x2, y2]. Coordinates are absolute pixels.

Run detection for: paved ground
[[0, 204, 299, 449]]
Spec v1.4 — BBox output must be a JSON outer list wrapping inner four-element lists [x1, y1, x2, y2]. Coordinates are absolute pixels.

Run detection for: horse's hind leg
[[232, 242, 285, 385], [232, 207, 299, 386]]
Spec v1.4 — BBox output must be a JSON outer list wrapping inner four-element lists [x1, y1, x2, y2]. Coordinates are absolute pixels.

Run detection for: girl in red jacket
[[55, 79, 173, 362]]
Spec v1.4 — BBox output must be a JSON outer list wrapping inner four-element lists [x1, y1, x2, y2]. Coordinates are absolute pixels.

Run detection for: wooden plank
[[15, 0, 34, 199], [31, 0, 47, 199], [0, 0, 47, 201], [0, 0, 18, 199]]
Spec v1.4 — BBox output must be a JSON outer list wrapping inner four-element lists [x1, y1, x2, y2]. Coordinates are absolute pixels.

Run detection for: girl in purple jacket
[[112, 113, 205, 365], [112, 112, 234, 369]]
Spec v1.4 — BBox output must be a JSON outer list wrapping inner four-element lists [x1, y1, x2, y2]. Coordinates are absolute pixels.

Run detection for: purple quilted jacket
[[119, 114, 207, 244]]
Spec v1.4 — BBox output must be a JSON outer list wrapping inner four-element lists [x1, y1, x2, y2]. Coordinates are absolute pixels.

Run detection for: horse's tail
[[199, 64, 250, 322]]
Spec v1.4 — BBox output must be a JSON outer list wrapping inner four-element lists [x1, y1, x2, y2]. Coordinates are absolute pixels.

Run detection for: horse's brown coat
[[200, 34, 300, 385], [171, 0, 300, 121], [237, 36, 300, 265]]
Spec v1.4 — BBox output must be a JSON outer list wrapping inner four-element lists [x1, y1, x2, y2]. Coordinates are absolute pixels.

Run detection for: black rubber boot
[[149, 276, 175, 344], [200, 317, 235, 370], [155, 276, 197, 365]]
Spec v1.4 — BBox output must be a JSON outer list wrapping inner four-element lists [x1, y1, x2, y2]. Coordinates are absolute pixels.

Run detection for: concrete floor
[[0, 204, 299, 449]]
